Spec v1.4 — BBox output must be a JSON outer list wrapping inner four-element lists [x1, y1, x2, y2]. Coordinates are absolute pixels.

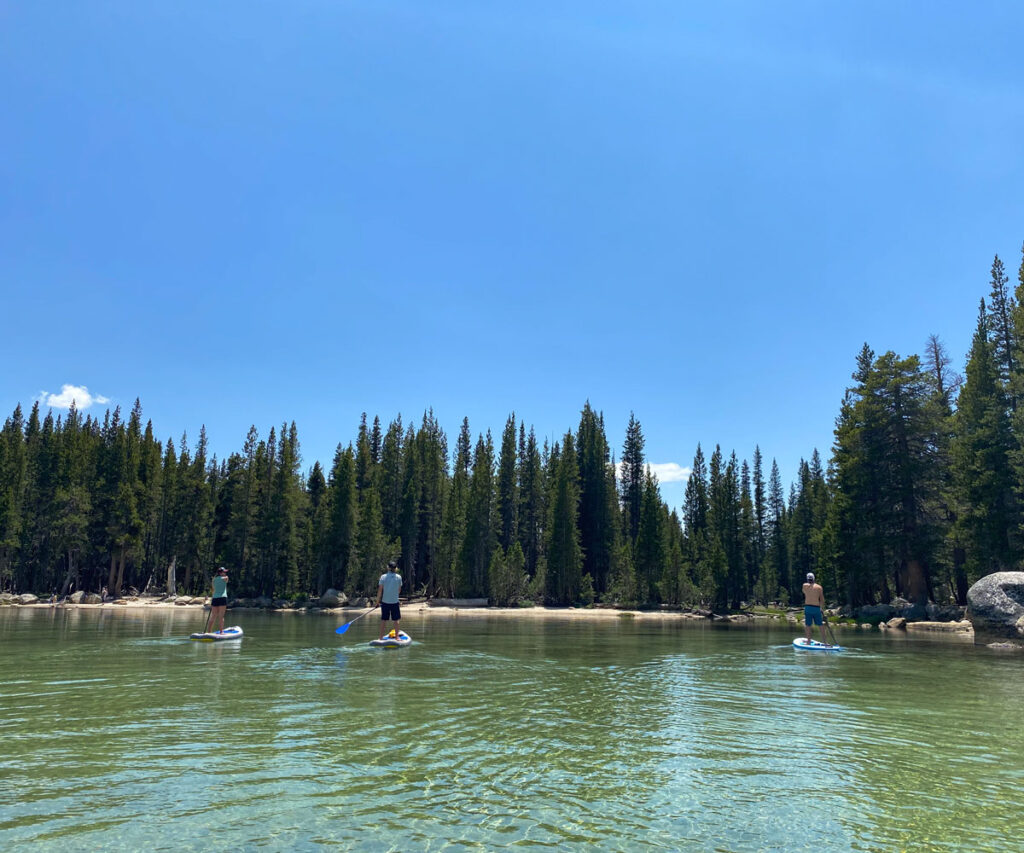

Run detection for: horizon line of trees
[[3, 245, 1024, 610]]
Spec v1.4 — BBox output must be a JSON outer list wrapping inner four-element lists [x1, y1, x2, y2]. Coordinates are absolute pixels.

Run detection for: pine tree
[[437, 422, 471, 597], [489, 541, 528, 606], [634, 468, 667, 604], [459, 432, 495, 596], [324, 444, 358, 592], [378, 416, 404, 541], [399, 422, 420, 587], [751, 446, 766, 590], [759, 458, 787, 603], [0, 405, 27, 590], [305, 460, 328, 593], [683, 444, 708, 540], [516, 425, 544, 578], [417, 409, 448, 593], [370, 415, 382, 465], [739, 459, 757, 603], [577, 403, 615, 595], [355, 485, 388, 594], [495, 414, 518, 552], [545, 430, 582, 604], [922, 335, 965, 603], [788, 460, 815, 595], [660, 509, 691, 606], [953, 304, 1018, 579], [986, 255, 1016, 405], [832, 348, 946, 610], [355, 413, 374, 496], [270, 421, 303, 595], [620, 414, 645, 543]]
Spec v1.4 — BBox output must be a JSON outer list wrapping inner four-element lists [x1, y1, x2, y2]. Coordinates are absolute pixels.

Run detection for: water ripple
[[1, 611, 1022, 851]]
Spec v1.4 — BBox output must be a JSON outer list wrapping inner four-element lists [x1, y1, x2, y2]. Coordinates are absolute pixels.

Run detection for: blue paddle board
[[370, 630, 411, 647], [793, 637, 841, 651], [190, 626, 244, 642]]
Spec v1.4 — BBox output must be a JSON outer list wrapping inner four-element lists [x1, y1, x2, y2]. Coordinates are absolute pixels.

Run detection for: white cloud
[[646, 462, 692, 484], [38, 384, 111, 410], [615, 461, 692, 484]]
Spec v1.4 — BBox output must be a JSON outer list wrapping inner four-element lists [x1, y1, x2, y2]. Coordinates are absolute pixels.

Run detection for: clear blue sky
[[3, 1, 1023, 512]]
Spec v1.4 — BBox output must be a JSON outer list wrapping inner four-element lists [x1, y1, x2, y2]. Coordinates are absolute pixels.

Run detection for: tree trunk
[[112, 547, 126, 597], [59, 550, 76, 598], [899, 557, 929, 607], [167, 555, 177, 595], [953, 546, 968, 605], [107, 553, 117, 596]]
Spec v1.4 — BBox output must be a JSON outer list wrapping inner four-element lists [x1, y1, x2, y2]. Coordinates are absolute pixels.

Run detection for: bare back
[[803, 582, 824, 607]]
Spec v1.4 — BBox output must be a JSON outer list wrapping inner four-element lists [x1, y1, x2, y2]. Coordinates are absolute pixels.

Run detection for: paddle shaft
[[823, 612, 838, 645], [336, 605, 376, 634]]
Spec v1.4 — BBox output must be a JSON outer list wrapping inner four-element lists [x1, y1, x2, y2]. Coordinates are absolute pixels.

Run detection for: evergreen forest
[[3, 249, 1024, 612]]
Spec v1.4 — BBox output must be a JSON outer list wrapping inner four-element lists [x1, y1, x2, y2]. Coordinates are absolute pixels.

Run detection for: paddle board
[[370, 630, 411, 648], [792, 637, 841, 651], [190, 626, 244, 642]]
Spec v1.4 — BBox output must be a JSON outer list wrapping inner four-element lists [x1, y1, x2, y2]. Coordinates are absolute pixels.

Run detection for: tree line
[[2, 247, 1024, 610]]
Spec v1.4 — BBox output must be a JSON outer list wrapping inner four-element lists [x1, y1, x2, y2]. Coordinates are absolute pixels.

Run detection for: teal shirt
[[212, 576, 228, 598], [378, 572, 402, 604]]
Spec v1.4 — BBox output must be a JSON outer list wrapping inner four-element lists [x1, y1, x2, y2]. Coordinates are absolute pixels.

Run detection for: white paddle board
[[370, 630, 411, 647], [190, 626, 244, 642], [793, 637, 841, 651]]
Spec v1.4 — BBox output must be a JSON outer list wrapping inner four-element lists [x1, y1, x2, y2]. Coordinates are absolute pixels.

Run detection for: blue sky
[[3, 1, 1024, 513]]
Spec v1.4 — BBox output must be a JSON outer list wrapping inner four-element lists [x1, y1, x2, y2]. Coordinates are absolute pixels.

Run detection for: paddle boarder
[[376, 560, 403, 641], [209, 566, 229, 634], [802, 572, 829, 645]]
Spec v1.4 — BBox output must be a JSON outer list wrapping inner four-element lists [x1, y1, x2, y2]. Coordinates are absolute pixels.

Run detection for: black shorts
[[211, 597, 228, 607], [381, 601, 401, 621]]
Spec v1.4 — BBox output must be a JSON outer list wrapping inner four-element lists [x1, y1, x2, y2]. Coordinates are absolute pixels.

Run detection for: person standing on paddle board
[[802, 572, 828, 645], [209, 567, 229, 634], [376, 560, 403, 641]]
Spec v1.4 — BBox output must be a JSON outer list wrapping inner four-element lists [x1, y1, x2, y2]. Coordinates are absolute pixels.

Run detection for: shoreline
[[1, 595, 976, 639]]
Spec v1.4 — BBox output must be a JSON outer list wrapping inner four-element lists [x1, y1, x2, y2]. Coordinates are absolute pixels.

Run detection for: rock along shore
[[0, 591, 977, 640]]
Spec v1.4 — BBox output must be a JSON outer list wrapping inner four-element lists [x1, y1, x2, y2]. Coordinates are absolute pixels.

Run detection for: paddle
[[336, 605, 376, 635], [823, 611, 839, 646]]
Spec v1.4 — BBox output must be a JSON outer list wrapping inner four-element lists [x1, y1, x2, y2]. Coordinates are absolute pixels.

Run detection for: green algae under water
[[1, 607, 1022, 851]]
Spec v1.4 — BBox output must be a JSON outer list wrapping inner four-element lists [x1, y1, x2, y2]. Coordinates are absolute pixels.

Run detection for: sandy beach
[[3, 594, 975, 636]]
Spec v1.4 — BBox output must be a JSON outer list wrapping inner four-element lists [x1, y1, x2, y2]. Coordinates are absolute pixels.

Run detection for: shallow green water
[[1, 607, 1022, 851]]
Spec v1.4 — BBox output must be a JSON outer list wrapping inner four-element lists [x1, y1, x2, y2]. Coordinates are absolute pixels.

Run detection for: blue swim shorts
[[804, 605, 823, 626]]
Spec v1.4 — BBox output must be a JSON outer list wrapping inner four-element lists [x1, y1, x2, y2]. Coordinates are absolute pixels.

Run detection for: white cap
[[806, 573, 815, 581]]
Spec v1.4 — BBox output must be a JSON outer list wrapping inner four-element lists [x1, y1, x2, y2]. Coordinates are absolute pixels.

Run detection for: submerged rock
[[966, 572, 1024, 646], [905, 620, 973, 634]]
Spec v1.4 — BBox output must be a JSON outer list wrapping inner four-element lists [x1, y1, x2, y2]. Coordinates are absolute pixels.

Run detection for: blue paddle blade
[[335, 622, 351, 634]]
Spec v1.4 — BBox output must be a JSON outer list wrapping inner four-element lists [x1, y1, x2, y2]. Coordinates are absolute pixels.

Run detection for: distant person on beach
[[209, 567, 229, 634], [802, 572, 829, 644], [376, 560, 403, 640]]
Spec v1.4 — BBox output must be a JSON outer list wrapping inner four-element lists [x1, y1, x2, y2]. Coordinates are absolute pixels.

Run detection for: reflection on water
[[1, 608, 1022, 851]]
